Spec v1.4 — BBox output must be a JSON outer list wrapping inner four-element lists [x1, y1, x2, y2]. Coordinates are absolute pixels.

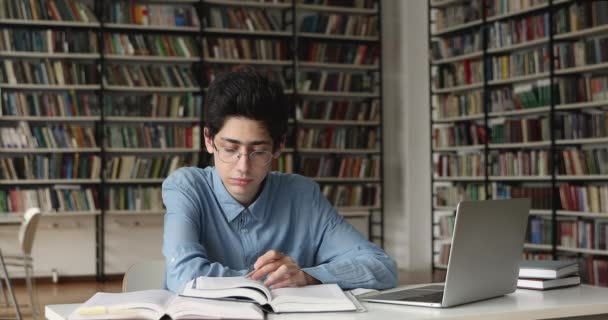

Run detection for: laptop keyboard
[[368, 285, 445, 303]]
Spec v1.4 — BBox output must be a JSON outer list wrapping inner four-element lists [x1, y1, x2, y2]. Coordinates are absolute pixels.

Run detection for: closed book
[[518, 275, 581, 290], [519, 260, 579, 279]]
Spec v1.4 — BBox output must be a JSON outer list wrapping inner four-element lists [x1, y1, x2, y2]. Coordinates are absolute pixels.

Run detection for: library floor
[[1, 269, 439, 319]]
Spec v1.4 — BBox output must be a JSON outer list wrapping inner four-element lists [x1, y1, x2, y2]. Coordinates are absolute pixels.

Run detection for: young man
[[162, 69, 397, 293]]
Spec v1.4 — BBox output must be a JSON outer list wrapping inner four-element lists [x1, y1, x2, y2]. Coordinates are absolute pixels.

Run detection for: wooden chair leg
[[0, 251, 21, 320]]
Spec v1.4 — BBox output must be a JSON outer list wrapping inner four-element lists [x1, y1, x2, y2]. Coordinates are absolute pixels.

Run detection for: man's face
[[204, 116, 282, 205]]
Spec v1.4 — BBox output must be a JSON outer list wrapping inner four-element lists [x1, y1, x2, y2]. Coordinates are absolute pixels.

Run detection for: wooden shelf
[[104, 54, 199, 63], [297, 148, 380, 154], [204, 0, 291, 9], [555, 100, 608, 111], [0, 19, 100, 28], [556, 137, 608, 145], [530, 210, 552, 216], [312, 177, 381, 183], [0, 147, 100, 153], [104, 23, 199, 33], [486, 37, 549, 54], [524, 243, 553, 251], [488, 106, 551, 118], [296, 4, 377, 14], [432, 83, 483, 94], [488, 176, 552, 181], [105, 148, 201, 154], [0, 116, 101, 122], [554, 24, 608, 41], [431, 19, 483, 36], [204, 58, 292, 65], [105, 210, 165, 216], [0, 179, 101, 185], [103, 84, 199, 93], [486, 3, 550, 23], [0, 51, 100, 59], [433, 145, 484, 152], [488, 72, 549, 86], [105, 179, 165, 184], [298, 61, 379, 70], [0, 84, 100, 90], [204, 28, 291, 37], [296, 119, 380, 126], [433, 176, 485, 182], [430, 0, 467, 8], [297, 32, 379, 42], [104, 117, 200, 123], [556, 175, 608, 181], [431, 51, 483, 65], [555, 62, 608, 75], [556, 246, 608, 256], [297, 91, 379, 98], [432, 114, 484, 123], [557, 210, 608, 218], [488, 141, 551, 149]]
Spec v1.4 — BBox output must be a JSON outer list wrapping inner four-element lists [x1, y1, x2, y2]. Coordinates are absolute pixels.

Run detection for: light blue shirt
[[162, 166, 397, 293]]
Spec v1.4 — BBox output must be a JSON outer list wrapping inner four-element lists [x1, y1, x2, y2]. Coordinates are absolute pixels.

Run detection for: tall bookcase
[[0, 0, 384, 279], [429, 0, 608, 286]]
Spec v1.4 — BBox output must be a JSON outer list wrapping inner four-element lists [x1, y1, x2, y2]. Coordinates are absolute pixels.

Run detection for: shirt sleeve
[[300, 182, 398, 290], [162, 169, 245, 293]]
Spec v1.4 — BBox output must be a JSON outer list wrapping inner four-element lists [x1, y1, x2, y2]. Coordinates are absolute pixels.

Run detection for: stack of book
[[517, 260, 581, 291]]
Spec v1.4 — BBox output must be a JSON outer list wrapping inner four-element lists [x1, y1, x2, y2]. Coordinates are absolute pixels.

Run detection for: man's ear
[[204, 127, 214, 154]]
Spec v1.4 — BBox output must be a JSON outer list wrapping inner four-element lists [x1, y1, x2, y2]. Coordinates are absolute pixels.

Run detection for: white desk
[[46, 285, 608, 320]]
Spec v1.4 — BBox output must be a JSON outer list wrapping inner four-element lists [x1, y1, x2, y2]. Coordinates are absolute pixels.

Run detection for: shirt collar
[[211, 167, 271, 223]]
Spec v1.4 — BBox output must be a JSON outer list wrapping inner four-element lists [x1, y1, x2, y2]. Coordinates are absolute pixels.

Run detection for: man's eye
[[223, 148, 238, 154]]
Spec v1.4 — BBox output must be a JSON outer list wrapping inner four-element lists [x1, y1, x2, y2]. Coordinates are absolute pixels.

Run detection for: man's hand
[[249, 250, 320, 289]]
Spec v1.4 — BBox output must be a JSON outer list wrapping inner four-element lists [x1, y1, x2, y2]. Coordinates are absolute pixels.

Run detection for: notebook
[[68, 289, 263, 320], [181, 276, 358, 313], [519, 260, 579, 279], [517, 275, 581, 290]]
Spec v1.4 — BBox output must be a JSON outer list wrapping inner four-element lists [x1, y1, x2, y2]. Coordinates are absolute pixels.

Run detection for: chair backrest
[[19, 208, 41, 255], [123, 259, 166, 292]]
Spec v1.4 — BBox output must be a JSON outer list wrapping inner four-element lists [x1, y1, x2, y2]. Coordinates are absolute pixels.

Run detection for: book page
[[269, 284, 357, 313], [180, 276, 272, 305], [168, 296, 263, 320], [69, 290, 173, 320]]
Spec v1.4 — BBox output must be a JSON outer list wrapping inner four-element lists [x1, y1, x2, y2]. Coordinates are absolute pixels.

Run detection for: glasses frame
[[212, 141, 274, 166]]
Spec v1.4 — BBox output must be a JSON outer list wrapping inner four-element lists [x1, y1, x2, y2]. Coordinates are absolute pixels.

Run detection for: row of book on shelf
[[0, 0, 97, 22], [1, 92, 202, 118], [433, 0, 608, 36], [433, 74, 608, 120], [296, 127, 377, 149], [0, 181, 380, 215], [433, 110, 608, 147], [433, 147, 608, 178], [104, 125, 201, 149]]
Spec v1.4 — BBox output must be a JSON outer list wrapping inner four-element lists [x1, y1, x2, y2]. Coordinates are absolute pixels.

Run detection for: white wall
[[382, 0, 432, 271]]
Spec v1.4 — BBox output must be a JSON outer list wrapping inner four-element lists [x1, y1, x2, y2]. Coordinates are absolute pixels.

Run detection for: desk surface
[[46, 284, 608, 320]]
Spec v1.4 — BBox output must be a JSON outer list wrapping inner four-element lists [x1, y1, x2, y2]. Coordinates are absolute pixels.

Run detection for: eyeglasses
[[213, 142, 274, 166]]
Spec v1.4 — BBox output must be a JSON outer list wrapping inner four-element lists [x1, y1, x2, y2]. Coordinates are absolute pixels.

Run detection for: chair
[[0, 207, 42, 320], [122, 259, 166, 292]]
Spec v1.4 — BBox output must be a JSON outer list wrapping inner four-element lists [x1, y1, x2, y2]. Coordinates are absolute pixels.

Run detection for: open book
[[68, 290, 263, 320], [181, 276, 358, 313]]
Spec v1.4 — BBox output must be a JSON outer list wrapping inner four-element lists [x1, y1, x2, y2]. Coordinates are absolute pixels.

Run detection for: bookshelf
[[0, 0, 385, 279], [429, 0, 608, 287]]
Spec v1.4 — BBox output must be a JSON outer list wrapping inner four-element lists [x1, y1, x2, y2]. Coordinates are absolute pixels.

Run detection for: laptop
[[359, 198, 530, 308]]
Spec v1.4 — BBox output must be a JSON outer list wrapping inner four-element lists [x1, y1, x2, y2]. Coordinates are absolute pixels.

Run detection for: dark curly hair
[[204, 68, 289, 149]]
